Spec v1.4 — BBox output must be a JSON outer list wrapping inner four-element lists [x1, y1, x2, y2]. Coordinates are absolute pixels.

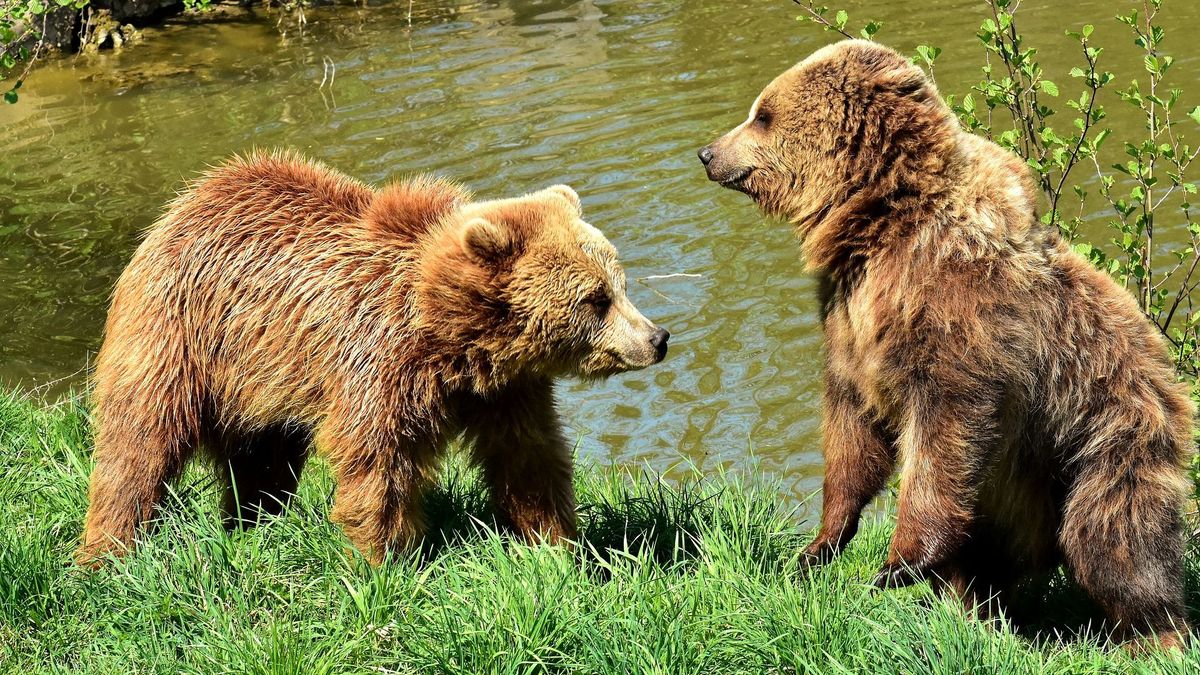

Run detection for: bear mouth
[[604, 348, 650, 372], [718, 167, 755, 193]]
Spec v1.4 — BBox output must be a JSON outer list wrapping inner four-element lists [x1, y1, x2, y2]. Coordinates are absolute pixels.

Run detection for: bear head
[[417, 185, 668, 388], [698, 40, 958, 236]]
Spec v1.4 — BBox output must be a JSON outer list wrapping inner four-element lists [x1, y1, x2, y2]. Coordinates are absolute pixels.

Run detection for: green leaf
[[1082, 24, 1094, 39], [3, 90, 17, 104], [912, 44, 940, 65], [1189, 106, 1200, 126], [1039, 80, 1059, 97], [835, 9, 848, 28]]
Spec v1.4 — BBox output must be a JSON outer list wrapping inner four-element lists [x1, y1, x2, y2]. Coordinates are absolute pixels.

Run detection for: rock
[[33, 7, 81, 51], [80, 10, 146, 53], [91, 0, 184, 24], [13, 0, 180, 55]]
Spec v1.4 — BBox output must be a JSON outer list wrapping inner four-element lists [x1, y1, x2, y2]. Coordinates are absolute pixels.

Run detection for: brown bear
[[77, 151, 669, 566], [700, 40, 1193, 649]]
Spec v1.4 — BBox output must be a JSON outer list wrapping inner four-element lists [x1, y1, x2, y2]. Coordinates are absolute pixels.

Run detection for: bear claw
[[871, 564, 921, 590]]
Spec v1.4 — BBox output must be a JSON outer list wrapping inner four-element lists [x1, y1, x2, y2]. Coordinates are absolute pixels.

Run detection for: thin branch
[[791, 0, 855, 39], [1048, 38, 1101, 220], [1162, 251, 1200, 330]]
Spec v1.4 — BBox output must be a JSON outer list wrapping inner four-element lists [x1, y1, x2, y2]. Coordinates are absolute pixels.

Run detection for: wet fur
[[705, 41, 1194, 648], [78, 151, 659, 565]]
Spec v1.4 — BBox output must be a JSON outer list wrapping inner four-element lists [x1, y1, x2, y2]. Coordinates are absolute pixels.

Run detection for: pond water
[[2, 0, 1199, 502]]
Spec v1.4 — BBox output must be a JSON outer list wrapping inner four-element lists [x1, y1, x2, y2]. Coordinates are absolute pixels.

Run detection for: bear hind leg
[[1061, 463, 1190, 650], [77, 398, 200, 565], [929, 529, 1023, 624], [215, 425, 312, 528]]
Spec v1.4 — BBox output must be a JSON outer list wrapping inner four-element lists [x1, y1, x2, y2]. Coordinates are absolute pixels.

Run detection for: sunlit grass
[[1, 390, 1198, 673]]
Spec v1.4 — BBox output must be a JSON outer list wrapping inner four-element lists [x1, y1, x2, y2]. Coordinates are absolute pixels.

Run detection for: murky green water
[[3, 0, 1199, 498]]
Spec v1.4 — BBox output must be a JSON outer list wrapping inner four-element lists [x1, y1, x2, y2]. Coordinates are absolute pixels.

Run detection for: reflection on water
[[2, 0, 1198, 502]]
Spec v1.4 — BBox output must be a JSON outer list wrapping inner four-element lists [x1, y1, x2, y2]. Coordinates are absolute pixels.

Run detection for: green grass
[[1, 391, 1198, 673]]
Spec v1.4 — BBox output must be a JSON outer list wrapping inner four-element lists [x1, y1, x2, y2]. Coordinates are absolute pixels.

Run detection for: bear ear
[[461, 217, 513, 264], [878, 65, 933, 101], [544, 184, 582, 216]]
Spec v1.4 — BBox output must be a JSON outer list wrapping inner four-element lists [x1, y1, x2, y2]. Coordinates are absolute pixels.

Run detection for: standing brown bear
[[77, 151, 669, 566], [701, 40, 1194, 649]]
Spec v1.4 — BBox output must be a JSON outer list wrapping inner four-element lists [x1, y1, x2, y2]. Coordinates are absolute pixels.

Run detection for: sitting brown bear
[[77, 152, 669, 565], [700, 40, 1193, 649]]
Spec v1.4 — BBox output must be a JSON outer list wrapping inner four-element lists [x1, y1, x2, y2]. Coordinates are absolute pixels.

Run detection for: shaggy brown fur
[[77, 151, 669, 565], [701, 40, 1194, 649]]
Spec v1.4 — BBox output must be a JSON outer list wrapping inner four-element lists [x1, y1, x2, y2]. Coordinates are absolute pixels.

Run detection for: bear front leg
[[873, 389, 999, 589], [320, 408, 440, 566], [803, 375, 897, 568], [330, 461, 434, 565], [463, 381, 576, 544]]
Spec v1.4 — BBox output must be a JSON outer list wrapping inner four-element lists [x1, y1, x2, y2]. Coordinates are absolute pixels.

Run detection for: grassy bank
[[1, 392, 1198, 673]]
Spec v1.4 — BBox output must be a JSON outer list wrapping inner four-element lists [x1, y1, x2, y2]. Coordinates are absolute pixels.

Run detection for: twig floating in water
[[639, 273, 703, 281], [319, 56, 336, 90]]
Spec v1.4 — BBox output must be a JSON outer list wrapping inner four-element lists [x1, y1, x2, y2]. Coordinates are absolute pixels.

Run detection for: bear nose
[[650, 327, 670, 362], [697, 146, 713, 166]]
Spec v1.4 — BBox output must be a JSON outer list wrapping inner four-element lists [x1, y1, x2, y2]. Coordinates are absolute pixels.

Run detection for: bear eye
[[754, 109, 772, 127], [584, 288, 611, 316]]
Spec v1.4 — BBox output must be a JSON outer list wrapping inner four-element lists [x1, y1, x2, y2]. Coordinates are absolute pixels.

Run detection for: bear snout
[[699, 143, 754, 191], [651, 327, 670, 362]]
